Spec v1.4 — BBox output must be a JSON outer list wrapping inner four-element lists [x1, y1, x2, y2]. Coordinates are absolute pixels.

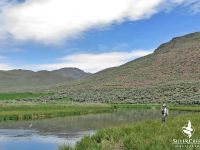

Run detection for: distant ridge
[[0, 68, 91, 92], [52, 67, 91, 80]]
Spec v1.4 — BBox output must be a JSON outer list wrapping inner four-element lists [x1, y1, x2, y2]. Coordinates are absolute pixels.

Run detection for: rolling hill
[[52, 67, 91, 80], [0, 68, 90, 92], [59, 32, 200, 104]]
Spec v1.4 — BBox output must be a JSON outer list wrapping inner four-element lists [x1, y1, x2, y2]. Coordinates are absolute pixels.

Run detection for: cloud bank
[[0, 0, 199, 43], [0, 50, 153, 72], [1, 0, 162, 43], [37, 50, 153, 73], [0, 63, 11, 70], [0, 49, 152, 72]]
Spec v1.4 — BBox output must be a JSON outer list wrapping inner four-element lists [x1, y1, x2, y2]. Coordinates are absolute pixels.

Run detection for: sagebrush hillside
[[58, 32, 200, 104]]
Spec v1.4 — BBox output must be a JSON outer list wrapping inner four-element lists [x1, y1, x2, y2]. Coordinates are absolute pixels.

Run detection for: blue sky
[[0, 0, 200, 73]]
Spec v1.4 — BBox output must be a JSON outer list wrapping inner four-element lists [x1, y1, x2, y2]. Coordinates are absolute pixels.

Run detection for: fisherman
[[162, 103, 168, 123]]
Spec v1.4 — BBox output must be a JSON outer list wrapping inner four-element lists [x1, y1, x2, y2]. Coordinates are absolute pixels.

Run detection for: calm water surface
[[0, 109, 189, 150]]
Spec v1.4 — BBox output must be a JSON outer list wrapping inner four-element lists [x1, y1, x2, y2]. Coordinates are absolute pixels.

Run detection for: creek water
[[0, 109, 188, 150]]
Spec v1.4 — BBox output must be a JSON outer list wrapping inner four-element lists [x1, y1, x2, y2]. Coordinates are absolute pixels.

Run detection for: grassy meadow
[[60, 113, 200, 150], [0, 92, 52, 100]]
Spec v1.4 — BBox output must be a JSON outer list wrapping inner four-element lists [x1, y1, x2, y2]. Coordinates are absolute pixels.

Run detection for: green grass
[[112, 103, 200, 112], [61, 113, 200, 150], [0, 103, 159, 121], [169, 105, 200, 112], [0, 103, 157, 122], [0, 103, 162, 122], [0, 92, 52, 100], [111, 104, 160, 109], [0, 103, 113, 121], [0, 103, 199, 122]]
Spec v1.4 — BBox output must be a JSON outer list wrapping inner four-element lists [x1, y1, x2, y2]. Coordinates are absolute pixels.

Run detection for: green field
[[61, 113, 200, 150], [0, 92, 52, 100]]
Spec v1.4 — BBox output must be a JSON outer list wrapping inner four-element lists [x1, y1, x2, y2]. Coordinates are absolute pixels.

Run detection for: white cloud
[[0, 63, 12, 70], [0, 0, 166, 43], [0, 0, 198, 43], [36, 50, 153, 73]]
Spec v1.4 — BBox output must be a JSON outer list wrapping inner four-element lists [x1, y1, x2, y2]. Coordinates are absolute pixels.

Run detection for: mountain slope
[[0, 68, 90, 92], [59, 32, 200, 104]]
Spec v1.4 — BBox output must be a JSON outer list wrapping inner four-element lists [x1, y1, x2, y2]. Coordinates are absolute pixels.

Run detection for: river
[[0, 109, 188, 150]]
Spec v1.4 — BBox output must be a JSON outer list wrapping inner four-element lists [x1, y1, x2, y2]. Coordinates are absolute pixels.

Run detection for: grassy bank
[[0, 103, 199, 122], [169, 105, 200, 112], [61, 113, 200, 150], [112, 103, 200, 112], [111, 104, 160, 109], [0, 103, 158, 121], [0, 103, 162, 122], [0, 103, 113, 121]]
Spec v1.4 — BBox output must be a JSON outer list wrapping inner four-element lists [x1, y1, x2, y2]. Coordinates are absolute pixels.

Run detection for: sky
[[0, 0, 200, 73]]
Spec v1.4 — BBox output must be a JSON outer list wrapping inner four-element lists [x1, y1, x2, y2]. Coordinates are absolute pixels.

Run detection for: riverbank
[[61, 113, 200, 150], [1, 103, 200, 122], [0, 103, 113, 121], [0, 103, 161, 122]]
